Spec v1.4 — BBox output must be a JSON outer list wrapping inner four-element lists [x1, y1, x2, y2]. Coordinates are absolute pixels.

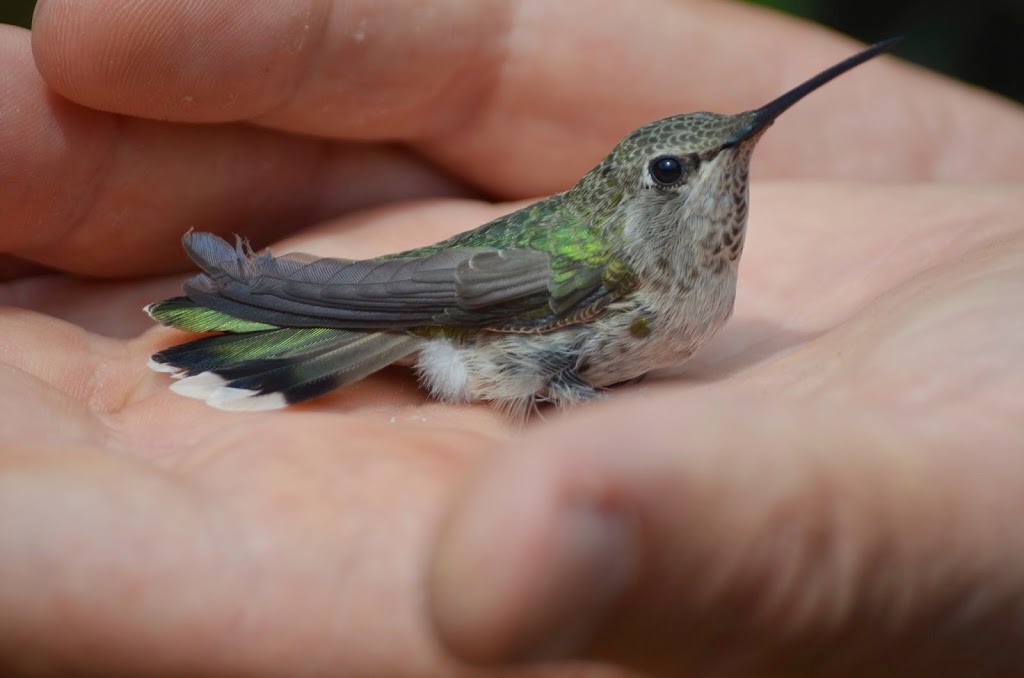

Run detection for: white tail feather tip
[[170, 372, 228, 399], [207, 387, 288, 412], [148, 358, 184, 376]]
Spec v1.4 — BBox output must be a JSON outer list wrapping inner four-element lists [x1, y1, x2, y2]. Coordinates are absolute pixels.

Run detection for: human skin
[[1, 0, 1023, 676]]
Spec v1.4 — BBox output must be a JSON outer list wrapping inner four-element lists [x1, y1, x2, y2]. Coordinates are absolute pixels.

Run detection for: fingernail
[[519, 499, 638, 661]]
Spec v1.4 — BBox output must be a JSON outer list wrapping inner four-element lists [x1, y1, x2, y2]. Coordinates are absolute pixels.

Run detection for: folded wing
[[180, 231, 564, 330]]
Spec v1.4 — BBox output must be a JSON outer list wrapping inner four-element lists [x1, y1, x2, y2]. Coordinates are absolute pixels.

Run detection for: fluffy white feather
[[415, 339, 472, 402]]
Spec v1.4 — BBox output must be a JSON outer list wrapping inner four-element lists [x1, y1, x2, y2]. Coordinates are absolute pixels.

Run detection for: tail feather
[[151, 327, 357, 377], [150, 327, 421, 410], [204, 332, 420, 410]]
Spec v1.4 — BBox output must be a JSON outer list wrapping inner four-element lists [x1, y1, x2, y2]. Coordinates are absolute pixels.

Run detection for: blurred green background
[[1, 0, 1021, 102]]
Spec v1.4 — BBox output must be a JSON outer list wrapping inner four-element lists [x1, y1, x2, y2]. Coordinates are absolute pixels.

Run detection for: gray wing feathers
[[454, 250, 552, 309], [181, 232, 552, 328]]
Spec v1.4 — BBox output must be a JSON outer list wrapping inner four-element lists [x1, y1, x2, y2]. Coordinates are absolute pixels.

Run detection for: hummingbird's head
[[575, 38, 899, 265], [578, 110, 766, 264], [597, 107, 768, 219]]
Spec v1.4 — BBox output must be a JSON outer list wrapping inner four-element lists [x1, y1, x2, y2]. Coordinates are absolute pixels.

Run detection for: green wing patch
[[147, 297, 279, 333]]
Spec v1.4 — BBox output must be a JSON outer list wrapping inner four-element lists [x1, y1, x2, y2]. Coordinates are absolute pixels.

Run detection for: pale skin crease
[[0, 0, 1023, 675]]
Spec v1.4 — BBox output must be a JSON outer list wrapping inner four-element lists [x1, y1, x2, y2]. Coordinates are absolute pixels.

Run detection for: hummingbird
[[147, 38, 900, 419]]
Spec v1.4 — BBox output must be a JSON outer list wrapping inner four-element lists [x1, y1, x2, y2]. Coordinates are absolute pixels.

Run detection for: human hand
[[2, 1, 1023, 676]]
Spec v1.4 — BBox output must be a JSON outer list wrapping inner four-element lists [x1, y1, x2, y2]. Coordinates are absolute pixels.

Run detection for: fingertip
[[427, 437, 641, 665], [427, 447, 555, 662]]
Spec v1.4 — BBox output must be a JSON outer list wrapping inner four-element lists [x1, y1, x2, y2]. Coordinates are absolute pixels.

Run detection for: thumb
[[427, 391, 1024, 677]]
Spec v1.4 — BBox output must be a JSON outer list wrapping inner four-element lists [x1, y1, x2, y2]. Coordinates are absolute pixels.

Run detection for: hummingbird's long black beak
[[727, 36, 903, 145]]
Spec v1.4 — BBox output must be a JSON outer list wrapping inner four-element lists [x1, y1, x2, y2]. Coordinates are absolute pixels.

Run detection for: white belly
[[413, 271, 737, 414]]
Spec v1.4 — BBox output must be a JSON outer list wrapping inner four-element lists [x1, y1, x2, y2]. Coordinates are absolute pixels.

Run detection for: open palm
[[2, 1, 1023, 676]]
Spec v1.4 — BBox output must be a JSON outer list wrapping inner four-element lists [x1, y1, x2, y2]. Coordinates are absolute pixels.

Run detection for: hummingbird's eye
[[649, 155, 686, 187]]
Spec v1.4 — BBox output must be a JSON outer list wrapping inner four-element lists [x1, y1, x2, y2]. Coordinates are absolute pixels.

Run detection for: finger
[[31, 0, 510, 131], [0, 26, 470, 278], [429, 393, 1024, 676], [32, 0, 1024, 196]]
